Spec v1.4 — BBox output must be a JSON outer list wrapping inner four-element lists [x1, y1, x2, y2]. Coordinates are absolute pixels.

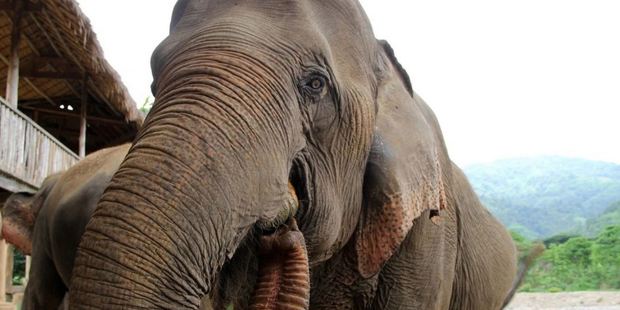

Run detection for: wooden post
[[5, 0, 24, 108], [3, 247, 12, 299], [79, 77, 88, 158], [25, 256, 30, 283], [0, 241, 6, 302], [0, 243, 13, 304]]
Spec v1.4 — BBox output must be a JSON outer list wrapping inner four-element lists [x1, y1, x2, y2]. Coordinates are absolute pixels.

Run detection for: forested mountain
[[575, 201, 620, 237], [513, 225, 620, 292], [464, 157, 620, 239]]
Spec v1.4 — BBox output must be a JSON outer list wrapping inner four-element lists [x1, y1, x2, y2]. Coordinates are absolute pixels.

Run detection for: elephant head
[[1, 174, 60, 255], [70, 0, 450, 308]]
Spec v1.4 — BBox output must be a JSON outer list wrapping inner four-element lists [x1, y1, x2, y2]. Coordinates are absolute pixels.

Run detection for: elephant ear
[[1, 174, 59, 255], [355, 40, 448, 278], [2, 192, 36, 255]]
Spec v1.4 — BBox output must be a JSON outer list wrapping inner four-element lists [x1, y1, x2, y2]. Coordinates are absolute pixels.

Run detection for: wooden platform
[[0, 96, 78, 191]]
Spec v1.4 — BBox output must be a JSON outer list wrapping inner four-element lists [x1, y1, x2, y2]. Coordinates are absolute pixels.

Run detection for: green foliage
[[576, 201, 620, 237], [140, 96, 154, 115], [517, 225, 620, 292], [544, 233, 579, 247], [465, 157, 620, 238], [511, 230, 534, 260], [13, 251, 26, 285]]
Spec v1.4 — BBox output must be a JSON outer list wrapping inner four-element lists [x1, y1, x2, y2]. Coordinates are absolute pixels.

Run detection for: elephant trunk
[[70, 55, 302, 308], [251, 219, 310, 310], [69, 138, 246, 308]]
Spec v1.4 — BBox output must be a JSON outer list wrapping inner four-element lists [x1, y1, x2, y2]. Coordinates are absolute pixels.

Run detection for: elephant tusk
[[430, 209, 442, 226], [255, 183, 300, 234], [287, 182, 299, 218]]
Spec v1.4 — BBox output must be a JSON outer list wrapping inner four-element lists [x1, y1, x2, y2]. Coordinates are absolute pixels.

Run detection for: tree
[[140, 96, 154, 115], [516, 225, 620, 292], [590, 226, 620, 289]]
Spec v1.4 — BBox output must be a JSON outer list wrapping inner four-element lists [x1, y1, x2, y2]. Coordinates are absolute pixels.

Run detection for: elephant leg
[[371, 210, 457, 310], [22, 253, 66, 310]]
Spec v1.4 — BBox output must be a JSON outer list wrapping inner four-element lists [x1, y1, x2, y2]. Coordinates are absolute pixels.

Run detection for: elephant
[[1, 144, 130, 309], [69, 1, 520, 309]]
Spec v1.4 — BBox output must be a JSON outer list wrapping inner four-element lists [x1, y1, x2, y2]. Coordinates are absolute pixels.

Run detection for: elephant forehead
[[167, 0, 377, 68]]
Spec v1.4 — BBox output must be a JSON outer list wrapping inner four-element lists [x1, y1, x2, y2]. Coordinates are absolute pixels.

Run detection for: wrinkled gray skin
[[70, 1, 517, 309], [1, 144, 130, 309]]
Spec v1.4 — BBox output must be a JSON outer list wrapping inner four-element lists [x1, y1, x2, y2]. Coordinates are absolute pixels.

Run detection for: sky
[[77, 0, 620, 167]]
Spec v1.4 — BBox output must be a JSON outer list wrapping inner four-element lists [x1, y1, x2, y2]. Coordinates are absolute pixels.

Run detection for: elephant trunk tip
[[250, 218, 310, 310]]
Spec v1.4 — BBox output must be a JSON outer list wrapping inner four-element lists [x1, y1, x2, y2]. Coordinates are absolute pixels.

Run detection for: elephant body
[[377, 163, 517, 309], [2, 144, 130, 309], [69, 1, 519, 309], [307, 137, 516, 308]]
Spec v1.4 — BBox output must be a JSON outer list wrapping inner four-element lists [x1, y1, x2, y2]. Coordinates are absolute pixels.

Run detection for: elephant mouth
[[213, 159, 312, 309], [244, 159, 312, 309], [289, 157, 311, 225], [250, 218, 310, 309]]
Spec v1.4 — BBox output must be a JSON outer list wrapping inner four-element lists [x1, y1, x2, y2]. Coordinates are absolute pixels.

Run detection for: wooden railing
[[0, 98, 78, 307], [0, 243, 27, 307], [0, 97, 79, 191]]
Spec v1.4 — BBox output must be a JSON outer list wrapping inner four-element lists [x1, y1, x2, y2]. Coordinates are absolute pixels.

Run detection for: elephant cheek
[[250, 219, 310, 310]]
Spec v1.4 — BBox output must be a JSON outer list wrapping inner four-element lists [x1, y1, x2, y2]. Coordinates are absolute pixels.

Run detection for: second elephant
[[2, 144, 130, 309]]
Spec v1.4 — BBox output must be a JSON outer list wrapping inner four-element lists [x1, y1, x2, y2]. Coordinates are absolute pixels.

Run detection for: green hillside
[[514, 225, 620, 292], [575, 201, 620, 237], [464, 157, 620, 238]]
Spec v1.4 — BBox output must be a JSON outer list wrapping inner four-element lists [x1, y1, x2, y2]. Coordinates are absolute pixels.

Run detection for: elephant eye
[[302, 74, 328, 97], [309, 77, 325, 90]]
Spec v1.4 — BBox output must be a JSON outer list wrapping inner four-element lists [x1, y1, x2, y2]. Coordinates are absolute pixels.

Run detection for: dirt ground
[[506, 292, 620, 310]]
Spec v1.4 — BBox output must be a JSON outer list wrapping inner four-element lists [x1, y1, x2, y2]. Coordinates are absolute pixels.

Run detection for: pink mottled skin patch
[[2, 221, 32, 255]]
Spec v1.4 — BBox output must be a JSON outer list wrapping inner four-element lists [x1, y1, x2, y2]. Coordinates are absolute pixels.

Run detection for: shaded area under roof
[[0, 0, 143, 154]]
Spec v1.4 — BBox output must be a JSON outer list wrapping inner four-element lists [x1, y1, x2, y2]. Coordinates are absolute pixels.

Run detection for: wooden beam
[[3, 246, 12, 300], [23, 78, 57, 107], [0, 172, 37, 193], [20, 57, 83, 79], [1, 10, 82, 100], [0, 1, 41, 12], [87, 80, 122, 118], [24, 256, 31, 285], [5, 0, 24, 108], [20, 69, 82, 80], [18, 106, 126, 125], [28, 12, 120, 120], [0, 241, 7, 302], [20, 57, 84, 80], [37, 10, 123, 118], [0, 32, 58, 109], [79, 77, 88, 157], [18, 96, 80, 109], [7, 67, 58, 107], [24, 13, 81, 98]]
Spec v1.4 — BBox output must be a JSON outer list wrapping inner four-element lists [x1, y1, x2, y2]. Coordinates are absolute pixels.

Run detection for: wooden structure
[[0, 0, 143, 193], [0, 0, 144, 306], [1, 97, 79, 191]]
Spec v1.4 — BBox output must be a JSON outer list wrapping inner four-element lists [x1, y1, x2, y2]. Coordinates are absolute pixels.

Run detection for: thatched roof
[[38, 0, 143, 124], [0, 0, 143, 153]]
